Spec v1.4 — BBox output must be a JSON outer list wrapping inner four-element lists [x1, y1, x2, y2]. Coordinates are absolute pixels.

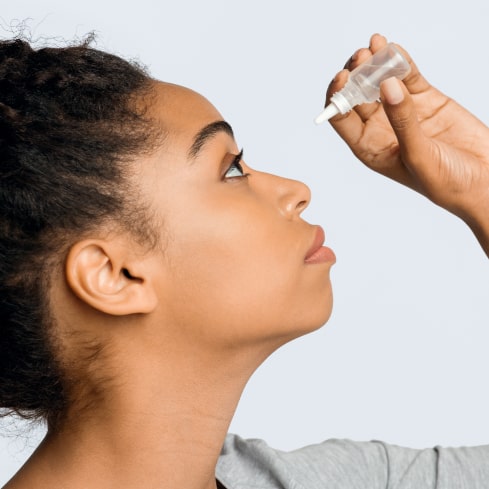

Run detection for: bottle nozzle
[[314, 103, 340, 124]]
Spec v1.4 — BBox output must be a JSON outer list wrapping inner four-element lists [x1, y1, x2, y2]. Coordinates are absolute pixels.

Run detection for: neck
[[9, 340, 271, 489]]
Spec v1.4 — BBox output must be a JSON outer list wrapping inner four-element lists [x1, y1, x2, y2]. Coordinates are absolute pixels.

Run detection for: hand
[[325, 34, 489, 256]]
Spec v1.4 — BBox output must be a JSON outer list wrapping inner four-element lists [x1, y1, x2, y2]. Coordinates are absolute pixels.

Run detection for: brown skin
[[327, 34, 489, 257], [4, 82, 334, 489], [6, 34, 489, 488]]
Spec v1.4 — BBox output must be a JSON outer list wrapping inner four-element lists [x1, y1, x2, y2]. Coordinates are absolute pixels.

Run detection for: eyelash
[[224, 149, 249, 180]]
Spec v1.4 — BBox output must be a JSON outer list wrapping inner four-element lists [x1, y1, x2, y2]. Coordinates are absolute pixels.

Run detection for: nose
[[257, 171, 311, 219]]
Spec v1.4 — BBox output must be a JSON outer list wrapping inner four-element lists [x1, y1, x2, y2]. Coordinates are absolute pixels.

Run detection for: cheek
[[166, 220, 291, 317], [161, 208, 333, 345]]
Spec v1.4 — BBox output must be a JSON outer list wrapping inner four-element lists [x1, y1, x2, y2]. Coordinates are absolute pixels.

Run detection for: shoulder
[[217, 434, 489, 489], [216, 434, 389, 489]]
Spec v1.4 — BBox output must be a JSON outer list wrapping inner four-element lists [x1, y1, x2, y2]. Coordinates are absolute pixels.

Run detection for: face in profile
[[131, 82, 336, 354]]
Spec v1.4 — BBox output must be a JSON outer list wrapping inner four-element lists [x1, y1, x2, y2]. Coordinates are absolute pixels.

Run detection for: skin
[[328, 34, 489, 257], [5, 33, 489, 489], [4, 82, 334, 489]]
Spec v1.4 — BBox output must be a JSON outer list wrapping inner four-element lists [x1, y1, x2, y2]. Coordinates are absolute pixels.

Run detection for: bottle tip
[[314, 103, 340, 124]]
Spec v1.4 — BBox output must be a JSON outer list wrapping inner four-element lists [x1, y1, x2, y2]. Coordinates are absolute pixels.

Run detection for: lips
[[304, 225, 336, 264]]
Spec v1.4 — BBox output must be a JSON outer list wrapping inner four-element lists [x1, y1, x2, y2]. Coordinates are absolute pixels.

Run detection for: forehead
[[150, 81, 223, 149]]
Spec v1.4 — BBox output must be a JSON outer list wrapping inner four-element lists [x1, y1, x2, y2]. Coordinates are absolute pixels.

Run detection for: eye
[[224, 149, 249, 180], [225, 162, 245, 178]]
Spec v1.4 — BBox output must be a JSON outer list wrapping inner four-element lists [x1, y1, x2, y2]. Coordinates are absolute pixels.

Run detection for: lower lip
[[304, 246, 336, 265]]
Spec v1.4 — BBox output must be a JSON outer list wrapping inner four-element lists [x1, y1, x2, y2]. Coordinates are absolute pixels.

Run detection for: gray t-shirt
[[216, 434, 489, 488]]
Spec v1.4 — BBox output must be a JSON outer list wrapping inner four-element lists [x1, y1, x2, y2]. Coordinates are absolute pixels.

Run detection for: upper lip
[[304, 225, 325, 261]]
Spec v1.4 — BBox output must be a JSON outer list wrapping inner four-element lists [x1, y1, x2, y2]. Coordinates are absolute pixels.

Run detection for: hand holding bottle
[[324, 34, 489, 257]]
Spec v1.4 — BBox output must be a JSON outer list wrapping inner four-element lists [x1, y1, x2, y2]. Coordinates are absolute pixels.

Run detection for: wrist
[[464, 210, 489, 258]]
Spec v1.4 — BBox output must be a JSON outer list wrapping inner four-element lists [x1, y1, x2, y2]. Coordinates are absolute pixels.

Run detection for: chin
[[280, 289, 334, 345], [306, 283, 334, 329], [305, 299, 334, 334]]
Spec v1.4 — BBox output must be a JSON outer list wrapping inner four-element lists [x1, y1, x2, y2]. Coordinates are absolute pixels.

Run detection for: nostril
[[297, 199, 308, 212], [276, 178, 311, 218]]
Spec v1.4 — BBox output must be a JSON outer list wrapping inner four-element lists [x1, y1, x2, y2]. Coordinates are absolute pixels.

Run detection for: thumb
[[380, 77, 432, 174]]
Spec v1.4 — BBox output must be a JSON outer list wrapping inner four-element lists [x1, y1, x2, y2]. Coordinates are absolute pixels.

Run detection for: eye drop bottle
[[315, 43, 411, 124]]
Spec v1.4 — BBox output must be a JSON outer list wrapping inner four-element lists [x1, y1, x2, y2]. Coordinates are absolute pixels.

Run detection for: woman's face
[[137, 82, 335, 352]]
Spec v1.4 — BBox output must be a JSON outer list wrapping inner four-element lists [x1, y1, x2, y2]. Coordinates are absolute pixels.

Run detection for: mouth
[[304, 225, 336, 265]]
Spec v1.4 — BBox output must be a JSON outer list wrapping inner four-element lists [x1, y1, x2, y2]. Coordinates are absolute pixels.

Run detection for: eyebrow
[[188, 120, 235, 159]]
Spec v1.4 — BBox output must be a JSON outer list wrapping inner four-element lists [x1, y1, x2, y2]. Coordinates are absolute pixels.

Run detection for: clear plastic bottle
[[315, 43, 411, 124]]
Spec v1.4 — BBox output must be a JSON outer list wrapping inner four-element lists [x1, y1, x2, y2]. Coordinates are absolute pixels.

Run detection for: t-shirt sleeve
[[216, 434, 489, 489]]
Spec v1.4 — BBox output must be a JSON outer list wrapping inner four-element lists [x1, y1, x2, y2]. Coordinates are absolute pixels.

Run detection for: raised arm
[[325, 34, 489, 258]]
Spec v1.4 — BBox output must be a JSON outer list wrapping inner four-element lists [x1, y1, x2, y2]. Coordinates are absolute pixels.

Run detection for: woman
[[1, 33, 489, 488]]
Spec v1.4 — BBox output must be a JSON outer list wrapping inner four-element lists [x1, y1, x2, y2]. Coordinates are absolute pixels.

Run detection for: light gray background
[[1, 0, 488, 484]]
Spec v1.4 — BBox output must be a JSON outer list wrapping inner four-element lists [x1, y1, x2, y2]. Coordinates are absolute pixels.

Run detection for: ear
[[65, 239, 158, 316]]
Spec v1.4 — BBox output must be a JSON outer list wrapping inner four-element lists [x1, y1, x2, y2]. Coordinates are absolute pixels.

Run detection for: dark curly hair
[[0, 36, 160, 428]]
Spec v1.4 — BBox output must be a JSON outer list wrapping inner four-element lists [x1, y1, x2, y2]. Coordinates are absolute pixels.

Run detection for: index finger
[[325, 69, 366, 146]]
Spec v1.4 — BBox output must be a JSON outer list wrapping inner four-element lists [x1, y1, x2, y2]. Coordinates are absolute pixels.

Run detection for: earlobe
[[66, 240, 158, 316]]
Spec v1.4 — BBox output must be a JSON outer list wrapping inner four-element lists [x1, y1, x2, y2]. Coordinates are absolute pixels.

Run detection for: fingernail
[[381, 77, 404, 105]]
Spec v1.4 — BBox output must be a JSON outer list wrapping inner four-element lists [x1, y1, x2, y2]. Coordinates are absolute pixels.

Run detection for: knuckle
[[389, 113, 412, 131]]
